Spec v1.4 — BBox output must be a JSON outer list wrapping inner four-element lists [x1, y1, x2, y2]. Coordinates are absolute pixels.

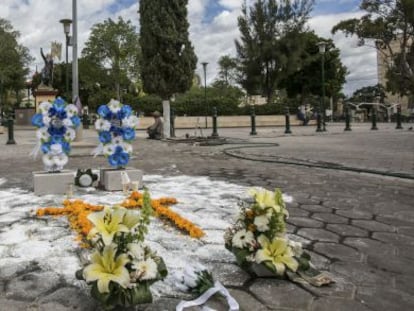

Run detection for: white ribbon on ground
[[91, 143, 104, 157], [176, 281, 239, 311], [30, 142, 41, 159]]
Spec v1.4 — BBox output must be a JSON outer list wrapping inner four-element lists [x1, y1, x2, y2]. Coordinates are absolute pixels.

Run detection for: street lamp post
[[317, 41, 327, 132], [202, 62, 208, 128], [25, 80, 31, 106], [59, 18, 72, 99]]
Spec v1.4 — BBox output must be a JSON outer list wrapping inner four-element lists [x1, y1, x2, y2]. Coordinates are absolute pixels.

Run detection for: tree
[[0, 18, 33, 116], [280, 32, 348, 104], [235, 0, 314, 104], [332, 0, 414, 97], [216, 55, 238, 86], [82, 17, 140, 101], [139, 0, 197, 138]]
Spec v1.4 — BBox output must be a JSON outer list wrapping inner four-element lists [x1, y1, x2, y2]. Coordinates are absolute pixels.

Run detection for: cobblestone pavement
[[0, 123, 413, 310]]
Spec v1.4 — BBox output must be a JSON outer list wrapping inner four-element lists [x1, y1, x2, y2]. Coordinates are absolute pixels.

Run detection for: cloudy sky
[[1, 0, 377, 96]]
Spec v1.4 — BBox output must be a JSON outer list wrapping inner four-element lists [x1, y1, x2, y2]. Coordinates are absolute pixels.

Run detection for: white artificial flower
[[66, 104, 78, 118], [50, 144, 63, 155], [288, 240, 303, 257], [54, 154, 68, 169], [65, 128, 76, 142], [122, 142, 132, 154], [95, 119, 111, 131], [231, 229, 255, 249], [108, 99, 121, 113], [113, 136, 124, 145], [182, 266, 198, 288], [63, 118, 73, 128], [39, 101, 52, 115], [134, 258, 158, 280], [43, 115, 51, 127], [36, 128, 50, 141], [103, 144, 116, 156], [127, 243, 145, 261], [42, 154, 55, 168], [122, 115, 139, 128], [254, 215, 270, 232]]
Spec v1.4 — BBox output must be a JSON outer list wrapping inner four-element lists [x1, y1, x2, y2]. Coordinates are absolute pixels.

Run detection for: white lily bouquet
[[76, 190, 167, 309], [175, 264, 239, 311], [225, 188, 333, 286]]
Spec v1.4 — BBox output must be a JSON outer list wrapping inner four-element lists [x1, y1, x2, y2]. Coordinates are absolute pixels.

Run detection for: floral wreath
[[94, 99, 139, 168], [31, 97, 80, 172]]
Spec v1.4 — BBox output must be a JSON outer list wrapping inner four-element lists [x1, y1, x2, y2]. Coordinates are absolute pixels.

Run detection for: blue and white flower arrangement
[[31, 97, 80, 172], [93, 99, 139, 168]]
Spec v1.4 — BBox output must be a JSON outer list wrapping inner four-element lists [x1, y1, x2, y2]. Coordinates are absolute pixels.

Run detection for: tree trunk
[[162, 99, 170, 138]]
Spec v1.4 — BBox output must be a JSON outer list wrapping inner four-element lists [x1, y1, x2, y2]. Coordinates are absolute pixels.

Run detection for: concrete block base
[[33, 170, 75, 196], [99, 168, 143, 191]]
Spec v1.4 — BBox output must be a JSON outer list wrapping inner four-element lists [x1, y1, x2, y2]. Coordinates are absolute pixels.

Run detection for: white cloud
[[3, 1, 376, 98]]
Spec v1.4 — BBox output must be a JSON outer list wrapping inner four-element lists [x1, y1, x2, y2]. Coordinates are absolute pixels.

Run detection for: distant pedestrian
[[147, 111, 163, 140]]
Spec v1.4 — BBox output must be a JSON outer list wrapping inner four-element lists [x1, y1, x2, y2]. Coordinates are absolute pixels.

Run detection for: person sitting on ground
[[146, 111, 163, 140]]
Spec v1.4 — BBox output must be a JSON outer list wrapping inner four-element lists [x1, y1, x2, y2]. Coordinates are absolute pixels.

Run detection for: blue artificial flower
[[114, 145, 124, 154], [31, 114, 44, 127], [48, 126, 66, 137], [41, 142, 51, 154], [122, 127, 135, 141], [110, 125, 124, 137], [99, 131, 112, 144], [71, 116, 81, 128], [108, 153, 120, 167], [53, 97, 66, 109], [118, 105, 132, 119], [97, 105, 111, 119], [50, 134, 64, 144], [118, 152, 130, 166], [61, 141, 71, 154]]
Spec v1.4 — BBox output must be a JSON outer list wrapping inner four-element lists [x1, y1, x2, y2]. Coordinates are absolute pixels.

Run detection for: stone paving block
[[398, 226, 414, 237], [33, 170, 75, 196], [312, 213, 348, 224], [326, 224, 368, 237], [286, 207, 309, 217], [287, 216, 324, 228], [0, 298, 29, 311], [206, 263, 251, 287], [372, 232, 414, 246], [249, 279, 314, 310], [343, 237, 396, 256], [376, 215, 414, 227], [331, 262, 393, 286], [367, 253, 414, 275], [37, 287, 98, 311], [352, 220, 395, 232], [301, 204, 333, 213], [297, 228, 340, 243], [306, 250, 331, 270], [5, 271, 61, 300], [395, 274, 414, 296], [310, 297, 370, 311], [314, 242, 362, 262], [335, 209, 373, 220], [303, 276, 356, 300], [356, 286, 414, 311], [397, 245, 414, 260]]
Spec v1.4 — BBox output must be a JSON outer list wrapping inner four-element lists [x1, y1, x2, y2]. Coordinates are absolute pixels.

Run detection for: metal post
[[250, 106, 257, 135], [371, 105, 378, 130], [202, 62, 208, 128], [170, 107, 176, 137], [284, 105, 292, 134], [344, 103, 352, 131], [396, 105, 403, 129], [6, 118, 16, 145], [72, 0, 78, 102], [211, 107, 219, 138], [65, 36, 69, 98], [321, 52, 327, 132], [316, 107, 322, 132]]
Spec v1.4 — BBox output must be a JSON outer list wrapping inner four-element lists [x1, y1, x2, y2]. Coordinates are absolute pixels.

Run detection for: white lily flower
[[108, 99, 121, 113], [95, 119, 111, 131]]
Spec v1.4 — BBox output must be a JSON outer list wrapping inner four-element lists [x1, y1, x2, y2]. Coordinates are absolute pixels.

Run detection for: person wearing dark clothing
[[147, 111, 163, 139]]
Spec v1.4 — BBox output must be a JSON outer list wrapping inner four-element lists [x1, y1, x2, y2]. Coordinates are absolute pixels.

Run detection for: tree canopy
[[332, 0, 414, 97], [82, 17, 140, 101], [235, 0, 314, 103], [139, 0, 197, 100]]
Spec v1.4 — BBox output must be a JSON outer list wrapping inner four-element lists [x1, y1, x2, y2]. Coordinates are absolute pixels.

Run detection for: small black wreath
[[75, 169, 98, 187]]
